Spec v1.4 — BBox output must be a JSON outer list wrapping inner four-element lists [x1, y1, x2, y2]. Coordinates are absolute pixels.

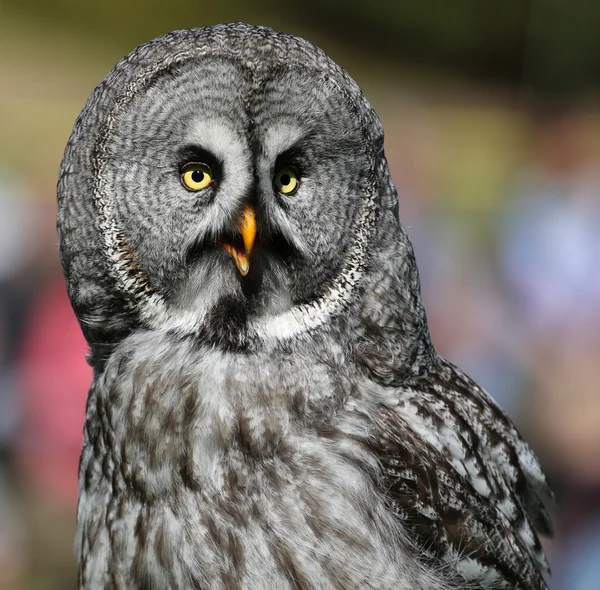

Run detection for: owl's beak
[[223, 206, 256, 276]]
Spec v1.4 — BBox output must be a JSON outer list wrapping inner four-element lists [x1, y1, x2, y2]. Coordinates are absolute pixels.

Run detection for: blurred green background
[[1, 1, 600, 588]]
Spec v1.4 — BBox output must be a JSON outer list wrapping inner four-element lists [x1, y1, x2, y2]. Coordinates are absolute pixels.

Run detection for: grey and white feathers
[[57, 23, 552, 589]]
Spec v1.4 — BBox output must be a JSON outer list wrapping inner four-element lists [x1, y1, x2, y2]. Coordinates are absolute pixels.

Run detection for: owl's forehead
[[136, 54, 347, 106], [117, 55, 360, 150]]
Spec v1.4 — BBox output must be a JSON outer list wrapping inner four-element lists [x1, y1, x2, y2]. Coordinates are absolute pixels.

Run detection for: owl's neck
[[84, 329, 350, 501]]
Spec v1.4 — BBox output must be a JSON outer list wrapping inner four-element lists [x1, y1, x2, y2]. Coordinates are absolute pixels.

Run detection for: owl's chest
[[77, 346, 404, 588], [92, 348, 343, 496], [77, 409, 399, 590]]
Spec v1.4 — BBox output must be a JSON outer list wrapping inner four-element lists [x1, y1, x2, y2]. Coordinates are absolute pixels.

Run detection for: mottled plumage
[[57, 23, 552, 589]]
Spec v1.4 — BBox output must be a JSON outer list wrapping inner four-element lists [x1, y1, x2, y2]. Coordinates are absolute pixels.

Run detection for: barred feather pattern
[[76, 334, 465, 590], [344, 359, 552, 589]]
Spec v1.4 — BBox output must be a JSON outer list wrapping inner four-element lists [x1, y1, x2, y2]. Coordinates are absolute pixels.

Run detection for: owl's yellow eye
[[274, 167, 299, 195], [181, 163, 213, 191]]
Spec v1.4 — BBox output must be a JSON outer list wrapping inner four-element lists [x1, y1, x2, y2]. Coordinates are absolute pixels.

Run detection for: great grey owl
[[57, 23, 552, 589]]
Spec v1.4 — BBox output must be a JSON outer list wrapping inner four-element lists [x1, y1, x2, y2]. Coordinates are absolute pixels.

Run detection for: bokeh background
[[1, 0, 599, 588]]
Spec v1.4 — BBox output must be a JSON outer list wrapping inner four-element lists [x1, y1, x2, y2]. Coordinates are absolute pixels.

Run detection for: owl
[[57, 23, 552, 589]]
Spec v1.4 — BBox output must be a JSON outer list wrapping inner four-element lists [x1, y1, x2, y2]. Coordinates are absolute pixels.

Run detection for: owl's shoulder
[[340, 358, 552, 589]]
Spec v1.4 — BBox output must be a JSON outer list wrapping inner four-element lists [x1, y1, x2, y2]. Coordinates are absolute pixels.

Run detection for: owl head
[[58, 24, 412, 365]]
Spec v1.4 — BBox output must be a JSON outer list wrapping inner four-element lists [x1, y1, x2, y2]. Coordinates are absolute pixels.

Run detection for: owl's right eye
[[181, 163, 214, 191]]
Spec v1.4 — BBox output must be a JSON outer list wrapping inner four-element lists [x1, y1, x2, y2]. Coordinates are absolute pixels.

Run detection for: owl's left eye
[[181, 162, 214, 191], [274, 167, 299, 195]]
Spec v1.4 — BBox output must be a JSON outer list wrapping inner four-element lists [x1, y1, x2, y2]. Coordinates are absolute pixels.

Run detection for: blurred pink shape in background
[[16, 275, 91, 506]]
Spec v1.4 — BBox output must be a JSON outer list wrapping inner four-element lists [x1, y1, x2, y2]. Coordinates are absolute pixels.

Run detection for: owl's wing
[[348, 359, 552, 589]]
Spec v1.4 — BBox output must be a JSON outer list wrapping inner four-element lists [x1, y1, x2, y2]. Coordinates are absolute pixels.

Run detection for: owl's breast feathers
[[77, 330, 551, 590], [77, 335, 459, 589]]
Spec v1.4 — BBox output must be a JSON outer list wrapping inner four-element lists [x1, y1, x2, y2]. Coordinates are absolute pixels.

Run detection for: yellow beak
[[223, 206, 256, 276]]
